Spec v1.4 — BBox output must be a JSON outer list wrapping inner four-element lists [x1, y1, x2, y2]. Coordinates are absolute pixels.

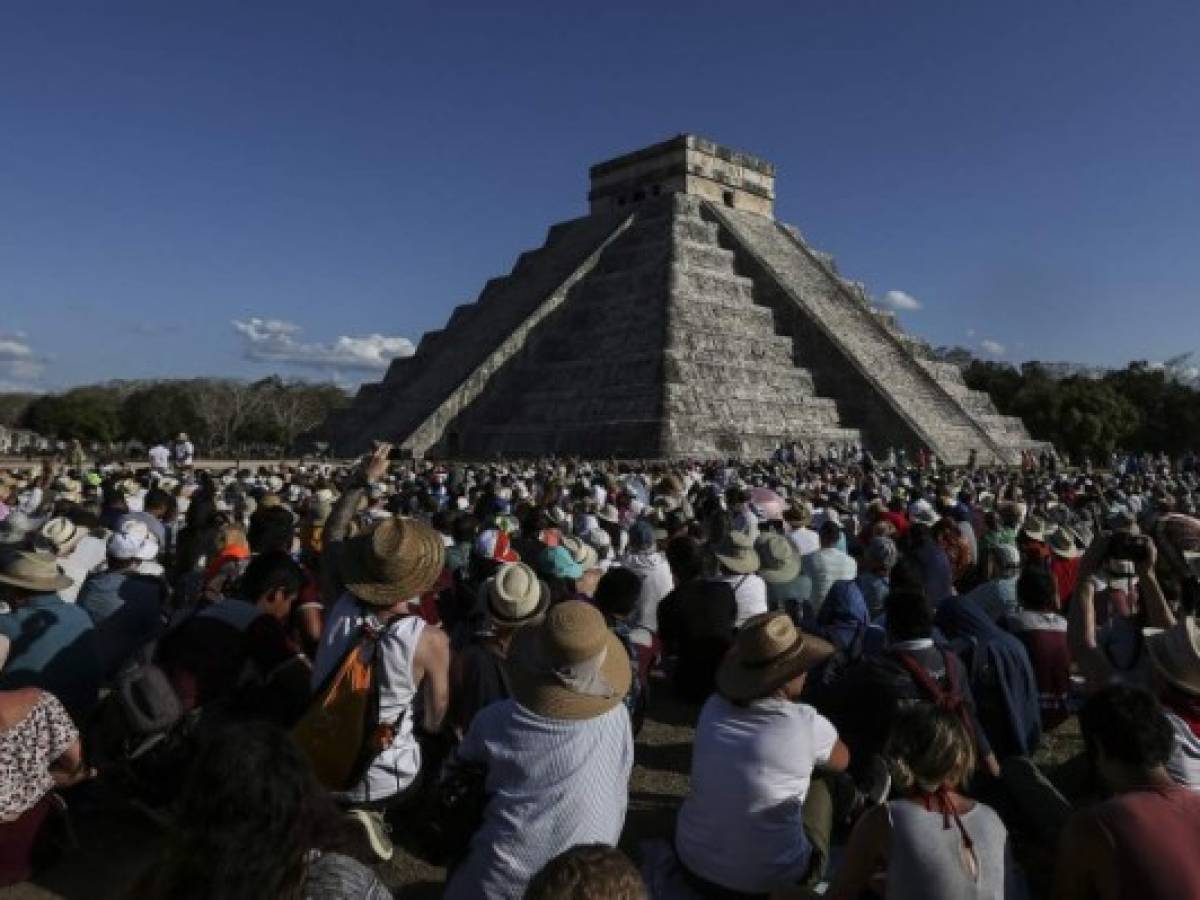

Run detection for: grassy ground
[[1, 685, 1083, 900]]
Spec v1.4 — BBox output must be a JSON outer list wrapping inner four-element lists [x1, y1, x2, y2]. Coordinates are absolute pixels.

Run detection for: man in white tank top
[[312, 487, 451, 863]]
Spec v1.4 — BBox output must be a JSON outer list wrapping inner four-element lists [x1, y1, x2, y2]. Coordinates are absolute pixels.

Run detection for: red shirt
[[1050, 556, 1080, 610], [1091, 786, 1200, 899]]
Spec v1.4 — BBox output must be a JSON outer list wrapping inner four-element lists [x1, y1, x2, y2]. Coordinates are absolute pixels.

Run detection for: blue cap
[[538, 544, 583, 580]]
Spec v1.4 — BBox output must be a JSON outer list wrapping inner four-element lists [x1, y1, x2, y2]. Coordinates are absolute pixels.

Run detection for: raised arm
[[320, 443, 391, 601], [1136, 538, 1176, 630], [1068, 536, 1114, 692]]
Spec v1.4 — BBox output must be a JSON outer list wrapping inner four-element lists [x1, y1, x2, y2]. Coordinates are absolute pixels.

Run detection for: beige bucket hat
[[717, 612, 834, 703], [508, 600, 632, 720]]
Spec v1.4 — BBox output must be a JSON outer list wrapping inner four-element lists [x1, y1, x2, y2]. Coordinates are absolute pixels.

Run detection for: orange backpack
[[292, 629, 381, 792]]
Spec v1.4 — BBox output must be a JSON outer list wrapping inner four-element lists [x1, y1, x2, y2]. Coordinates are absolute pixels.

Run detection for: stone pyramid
[[328, 135, 1040, 464]]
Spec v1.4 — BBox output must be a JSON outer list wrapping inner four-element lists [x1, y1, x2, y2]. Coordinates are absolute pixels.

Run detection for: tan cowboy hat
[[560, 535, 599, 572], [39, 517, 85, 556], [1047, 527, 1082, 559], [717, 612, 834, 703], [0, 550, 73, 594], [486, 562, 549, 625], [1021, 517, 1056, 543], [1146, 617, 1200, 696], [714, 528, 760, 575], [339, 516, 445, 607], [508, 600, 632, 720], [755, 533, 801, 585]]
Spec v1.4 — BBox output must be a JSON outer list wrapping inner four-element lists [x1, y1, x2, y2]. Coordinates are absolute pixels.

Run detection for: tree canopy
[[10, 378, 348, 452], [963, 358, 1200, 460]]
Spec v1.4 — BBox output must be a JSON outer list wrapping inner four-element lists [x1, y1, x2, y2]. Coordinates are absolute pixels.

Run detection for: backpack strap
[[890, 648, 979, 751]]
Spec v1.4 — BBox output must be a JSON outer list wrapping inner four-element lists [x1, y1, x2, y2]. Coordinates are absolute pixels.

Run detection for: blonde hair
[[885, 705, 976, 794]]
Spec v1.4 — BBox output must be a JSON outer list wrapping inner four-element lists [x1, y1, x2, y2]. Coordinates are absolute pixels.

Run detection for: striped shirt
[[444, 699, 633, 900]]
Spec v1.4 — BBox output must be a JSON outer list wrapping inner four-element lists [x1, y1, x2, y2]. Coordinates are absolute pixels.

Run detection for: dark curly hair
[[130, 722, 343, 900], [1079, 684, 1175, 770]]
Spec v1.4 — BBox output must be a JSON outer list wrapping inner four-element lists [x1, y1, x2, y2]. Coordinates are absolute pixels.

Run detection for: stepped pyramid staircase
[[327, 135, 1043, 463]]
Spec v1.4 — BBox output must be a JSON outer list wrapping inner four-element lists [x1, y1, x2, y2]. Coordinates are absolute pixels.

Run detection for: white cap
[[108, 519, 159, 561]]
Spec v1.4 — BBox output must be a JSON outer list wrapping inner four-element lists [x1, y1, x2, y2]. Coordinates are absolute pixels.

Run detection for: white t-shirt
[[148, 445, 170, 470], [722, 572, 770, 627], [58, 535, 108, 603], [677, 695, 838, 893], [802, 547, 858, 612], [620, 551, 674, 647], [173, 441, 194, 465], [788, 526, 819, 558]]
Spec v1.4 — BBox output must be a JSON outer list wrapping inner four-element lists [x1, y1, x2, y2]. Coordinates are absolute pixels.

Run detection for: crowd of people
[[2, 440, 1200, 899]]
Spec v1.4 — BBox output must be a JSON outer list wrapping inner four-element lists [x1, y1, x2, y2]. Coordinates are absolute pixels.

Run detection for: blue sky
[[2, 1, 1198, 392]]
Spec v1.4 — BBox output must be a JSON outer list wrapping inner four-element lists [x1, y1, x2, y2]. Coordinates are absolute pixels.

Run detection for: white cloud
[[878, 290, 922, 312], [980, 339, 1007, 356], [966, 328, 977, 338], [0, 333, 46, 388], [231, 318, 415, 371]]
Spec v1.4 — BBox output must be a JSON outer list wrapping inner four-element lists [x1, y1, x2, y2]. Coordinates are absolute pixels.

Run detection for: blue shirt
[[78, 570, 165, 677], [0, 594, 103, 720]]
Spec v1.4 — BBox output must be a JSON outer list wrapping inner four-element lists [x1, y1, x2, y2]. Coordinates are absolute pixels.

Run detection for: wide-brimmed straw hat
[[714, 528, 760, 574], [1146, 617, 1200, 696], [508, 600, 632, 720], [755, 533, 801, 584], [340, 516, 445, 607], [485, 561, 549, 625], [717, 612, 834, 703], [0, 550, 73, 594]]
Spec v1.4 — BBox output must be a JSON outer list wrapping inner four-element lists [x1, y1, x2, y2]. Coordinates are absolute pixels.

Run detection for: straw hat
[[1047, 527, 1082, 559], [339, 516, 445, 607], [0, 550, 73, 594], [755, 533, 801, 584], [1146, 617, 1200, 696], [485, 562, 549, 625], [1021, 517, 1055, 543], [561, 535, 599, 572], [508, 600, 632, 720], [714, 528, 760, 574], [717, 612, 834, 703], [39, 517, 85, 556]]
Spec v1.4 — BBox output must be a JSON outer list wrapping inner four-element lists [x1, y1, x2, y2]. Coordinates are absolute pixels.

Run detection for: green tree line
[[963, 360, 1200, 460], [3, 377, 348, 453]]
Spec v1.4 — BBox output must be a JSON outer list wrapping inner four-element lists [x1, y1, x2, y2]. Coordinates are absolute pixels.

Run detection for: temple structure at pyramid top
[[588, 134, 776, 218], [326, 135, 1043, 463]]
